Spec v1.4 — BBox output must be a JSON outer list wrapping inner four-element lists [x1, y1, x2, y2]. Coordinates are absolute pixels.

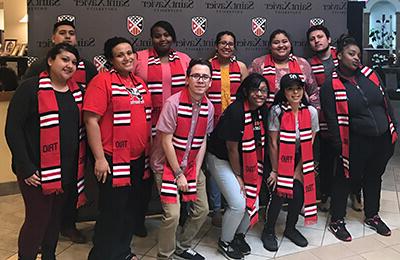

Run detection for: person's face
[[216, 34, 235, 59], [308, 30, 331, 53], [48, 50, 77, 82], [248, 81, 268, 109], [151, 26, 173, 54], [186, 65, 212, 97], [338, 44, 361, 72], [52, 25, 77, 45], [270, 33, 291, 60], [284, 84, 304, 105], [111, 43, 135, 75]]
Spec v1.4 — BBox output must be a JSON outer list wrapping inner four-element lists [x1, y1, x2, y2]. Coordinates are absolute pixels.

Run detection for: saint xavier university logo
[[309, 17, 325, 27], [191, 16, 207, 37], [252, 17, 266, 37], [93, 55, 108, 72], [127, 15, 143, 36]]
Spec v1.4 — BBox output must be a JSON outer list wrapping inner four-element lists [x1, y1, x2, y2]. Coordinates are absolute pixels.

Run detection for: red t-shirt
[[83, 72, 152, 160]]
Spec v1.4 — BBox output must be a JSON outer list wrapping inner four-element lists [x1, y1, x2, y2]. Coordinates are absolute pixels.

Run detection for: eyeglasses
[[189, 74, 211, 81], [218, 41, 235, 48], [251, 87, 268, 95]]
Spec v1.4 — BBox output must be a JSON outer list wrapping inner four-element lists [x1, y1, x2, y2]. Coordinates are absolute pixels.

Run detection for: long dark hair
[[273, 80, 309, 106], [236, 73, 268, 101]]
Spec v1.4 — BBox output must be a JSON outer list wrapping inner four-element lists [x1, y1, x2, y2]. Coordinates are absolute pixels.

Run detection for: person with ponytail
[[84, 37, 152, 260], [249, 29, 320, 109], [207, 73, 267, 260], [6, 43, 86, 260], [261, 73, 319, 252], [207, 31, 249, 227], [321, 34, 398, 242]]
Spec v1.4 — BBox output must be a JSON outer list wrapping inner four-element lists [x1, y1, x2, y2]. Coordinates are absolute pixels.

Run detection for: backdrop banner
[[28, 0, 347, 65]]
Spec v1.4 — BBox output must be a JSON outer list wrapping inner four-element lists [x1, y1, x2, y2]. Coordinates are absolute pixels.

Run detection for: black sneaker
[[365, 215, 391, 236], [218, 239, 243, 260], [284, 228, 308, 247], [231, 233, 251, 255], [174, 248, 205, 260], [261, 232, 278, 252], [318, 196, 330, 212], [329, 219, 352, 242]]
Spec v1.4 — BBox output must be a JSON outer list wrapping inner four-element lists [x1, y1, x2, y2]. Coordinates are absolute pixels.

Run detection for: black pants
[[18, 180, 68, 260], [263, 180, 304, 234], [330, 131, 394, 221], [319, 134, 337, 198], [60, 183, 78, 231], [88, 155, 146, 260]]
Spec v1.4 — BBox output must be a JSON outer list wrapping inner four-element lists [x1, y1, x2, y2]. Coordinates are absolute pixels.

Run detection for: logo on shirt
[[126, 87, 144, 105], [127, 15, 144, 36]]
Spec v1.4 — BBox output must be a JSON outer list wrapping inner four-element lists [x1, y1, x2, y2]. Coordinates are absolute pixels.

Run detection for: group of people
[[5, 18, 398, 260]]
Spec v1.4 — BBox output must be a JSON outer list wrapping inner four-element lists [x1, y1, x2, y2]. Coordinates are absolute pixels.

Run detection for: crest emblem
[[93, 55, 108, 72], [127, 15, 143, 36], [57, 14, 75, 24], [252, 17, 266, 37], [309, 17, 325, 27], [191, 17, 207, 37]]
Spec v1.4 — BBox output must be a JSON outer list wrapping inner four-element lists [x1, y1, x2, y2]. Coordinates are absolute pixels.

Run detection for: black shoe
[[174, 248, 205, 260], [318, 196, 330, 212], [60, 227, 86, 244], [133, 225, 148, 237], [284, 228, 308, 247], [329, 219, 352, 242], [218, 239, 243, 260], [261, 232, 278, 252], [231, 233, 251, 255], [365, 215, 391, 236]]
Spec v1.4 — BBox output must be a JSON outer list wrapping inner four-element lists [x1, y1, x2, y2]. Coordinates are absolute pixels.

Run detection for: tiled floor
[[1, 147, 400, 259]]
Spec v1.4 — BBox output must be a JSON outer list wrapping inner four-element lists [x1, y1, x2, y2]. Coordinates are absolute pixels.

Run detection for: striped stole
[[160, 88, 209, 204], [208, 57, 241, 125], [332, 66, 398, 179], [38, 71, 86, 207], [309, 47, 338, 133], [110, 70, 152, 187], [262, 54, 305, 107], [73, 60, 87, 90], [146, 48, 186, 136], [241, 101, 265, 226], [276, 103, 317, 225]]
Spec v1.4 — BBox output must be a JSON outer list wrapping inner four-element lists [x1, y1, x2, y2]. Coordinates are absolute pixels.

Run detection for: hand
[[94, 158, 111, 183], [267, 170, 277, 191], [235, 175, 245, 195], [24, 171, 41, 187], [176, 174, 188, 192]]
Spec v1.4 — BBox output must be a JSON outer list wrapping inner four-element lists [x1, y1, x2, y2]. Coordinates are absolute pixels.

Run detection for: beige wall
[[0, 95, 16, 183], [4, 0, 27, 43]]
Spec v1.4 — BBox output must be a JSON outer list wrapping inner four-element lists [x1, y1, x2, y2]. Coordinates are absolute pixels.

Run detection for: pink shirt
[[133, 49, 191, 104], [249, 55, 320, 109], [150, 91, 214, 174]]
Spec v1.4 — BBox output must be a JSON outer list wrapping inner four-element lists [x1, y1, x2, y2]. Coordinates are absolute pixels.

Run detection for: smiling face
[[248, 81, 268, 110], [48, 50, 77, 83], [216, 34, 235, 60], [270, 33, 291, 61], [52, 25, 77, 45], [308, 29, 331, 53], [186, 64, 212, 99], [111, 42, 135, 76], [338, 44, 361, 72], [284, 84, 304, 105], [151, 26, 173, 55]]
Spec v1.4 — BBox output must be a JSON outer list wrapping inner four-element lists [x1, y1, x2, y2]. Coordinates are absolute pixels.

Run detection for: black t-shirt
[[208, 100, 265, 161]]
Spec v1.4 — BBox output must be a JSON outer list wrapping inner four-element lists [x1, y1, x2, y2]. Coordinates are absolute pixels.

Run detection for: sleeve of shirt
[[156, 98, 178, 134], [308, 106, 320, 132], [83, 73, 110, 116], [207, 100, 215, 134], [268, 105, 281, 131], [179, 52, 192, 70], [218, 103, 244, 142], [298, 57, 320, 110], [22, 59, 46, 80]]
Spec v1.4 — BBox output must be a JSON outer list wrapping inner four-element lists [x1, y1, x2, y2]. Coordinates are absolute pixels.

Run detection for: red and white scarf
[[160, 88, 209, 204], [262, 54, 304, 107], [146, 48, 186, 136], [241, 101, 265, 226], [110, 69, 152, 187], [309, 47, 338, 133], [332, 66, 398, 178], [276, 103, 317, 225], [208, 56, 241, 125], [38, 71, 86, 207], [74, 60, 87, 90]]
